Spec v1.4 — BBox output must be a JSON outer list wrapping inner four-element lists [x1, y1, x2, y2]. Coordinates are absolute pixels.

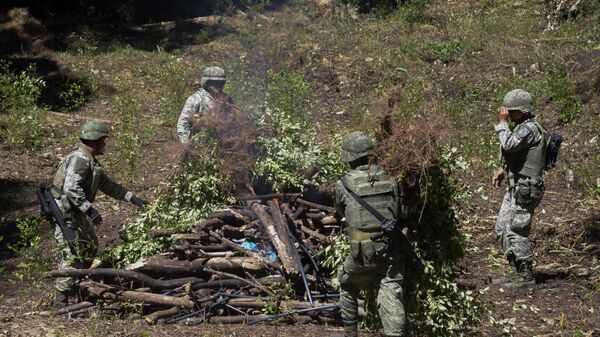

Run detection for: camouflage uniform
[[177, 66, 231, 143], [177, 88, 216, 143], [52, 125, 134, 293], [335, 131, 407, 337], [494, 89, 549, 279]]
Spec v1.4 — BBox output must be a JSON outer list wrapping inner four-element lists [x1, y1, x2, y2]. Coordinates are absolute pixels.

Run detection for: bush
[[255, 107, 346, 191], [0, 61, 47, 149], [110, 141, 231, 265], [9, 218, 54, 289]]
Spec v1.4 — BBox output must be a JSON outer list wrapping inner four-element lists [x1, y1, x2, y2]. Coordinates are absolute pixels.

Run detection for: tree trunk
[[251, 201, 299, 277]]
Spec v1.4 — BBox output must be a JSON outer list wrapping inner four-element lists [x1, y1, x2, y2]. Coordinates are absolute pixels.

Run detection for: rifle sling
[[340, 178, 386, 223]]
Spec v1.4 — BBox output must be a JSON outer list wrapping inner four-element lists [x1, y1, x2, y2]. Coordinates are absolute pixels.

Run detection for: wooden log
[[172, 234, 203, 241], [205, 256, 265, 274], [50, 268, 204, 290], [280, 203, 297, 220], [145, 306, 180, 324], [172, 244, 227, 252], [148, 228, 176, 238], [195, 218, 225, 231], [226, 298, 317, 310], [118, 290, 195, 308], [191, 275, 286, 290], [207, 230, 281, 271], [251, 201, 299, 277], [295, 198, 335, 213], [33, 301, 94, 316], [207, 209, 250, 226], [236, 193, 302, 201], [295, 221, 329, 243], [127, 256, 208, 276], [220, 224, 248, 239], [209, 314, 313, 324]]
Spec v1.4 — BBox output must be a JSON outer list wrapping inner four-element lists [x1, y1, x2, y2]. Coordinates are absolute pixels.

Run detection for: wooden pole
[[251, 201, 299, 277]]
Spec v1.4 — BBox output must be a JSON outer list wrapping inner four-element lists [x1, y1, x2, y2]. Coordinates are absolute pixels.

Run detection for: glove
[[87, 206, 102, 224], [130, 195, 148, 208]]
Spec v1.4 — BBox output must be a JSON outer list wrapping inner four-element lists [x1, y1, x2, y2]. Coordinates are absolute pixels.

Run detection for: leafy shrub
[[111, 92, 144, 182], [255, 107, 346, 191], [110, 142, 231, 265], [265, 69, 313, 123], [9, 218, 53, 287], [544, 67, 581, 124], [156, 54, 188, 126], [58, 80, 89, 112], [421, 38, 464, 64], [0, 61, 47, 149]]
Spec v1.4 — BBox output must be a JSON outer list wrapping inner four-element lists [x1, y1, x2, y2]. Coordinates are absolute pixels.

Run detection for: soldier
[[52, 121, 148, 307], [335, 131, 407, 337], [176, 66, 232, 143], [492, 89, 549, 286]]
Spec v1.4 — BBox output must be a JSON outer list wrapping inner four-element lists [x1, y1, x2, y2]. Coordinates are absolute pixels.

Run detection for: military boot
[[514, 259, 534, 282], [52, 290, 69, 309], [342, 319, 358, 337]]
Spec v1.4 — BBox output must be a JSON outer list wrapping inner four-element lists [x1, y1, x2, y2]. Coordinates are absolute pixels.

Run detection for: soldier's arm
[[177, 94, 201, 143], [98, 173, 132, 202], [334, 180, 347, 217], [494, 122, 535, 153], [63, 155, 93, 213]]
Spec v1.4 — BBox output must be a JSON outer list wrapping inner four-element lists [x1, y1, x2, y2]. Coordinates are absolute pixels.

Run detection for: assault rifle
[[37, 185, 77, 253], [341, 179, 424, 274]]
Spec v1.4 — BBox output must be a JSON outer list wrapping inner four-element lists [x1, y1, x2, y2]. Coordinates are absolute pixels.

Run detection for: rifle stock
[[37, 185, 78, 253]]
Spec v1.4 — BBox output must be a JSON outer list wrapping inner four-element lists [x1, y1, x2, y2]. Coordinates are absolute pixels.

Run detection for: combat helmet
[[502, 89, 534, 114], [79, 121, 110, 141], [201, 66, 226, 87], [341, 131, 375, 163]]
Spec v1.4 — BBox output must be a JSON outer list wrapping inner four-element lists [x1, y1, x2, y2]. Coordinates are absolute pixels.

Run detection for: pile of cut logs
[[47, 193, 363, 325]]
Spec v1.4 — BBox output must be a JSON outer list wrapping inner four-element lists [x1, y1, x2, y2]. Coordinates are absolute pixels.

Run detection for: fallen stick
[[50, 268, 204, 290], [172, 244, 227, 252], [236, 193, 302, 201], [191, 275, 286, 290], [295, 222, 329, 243], [210, 314, 314, 324], [145, 306, 180, 324], [226, 298, 319, 310], [117, 290, 195, 308], [31, 301, 94, 316], [295, 199, 335, 213], [247, 304, 339, 325]]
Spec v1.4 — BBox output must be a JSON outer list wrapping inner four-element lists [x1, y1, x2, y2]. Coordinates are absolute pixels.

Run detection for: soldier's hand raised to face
[[498, 106, 509, 122], [492, 169, 505, 188]]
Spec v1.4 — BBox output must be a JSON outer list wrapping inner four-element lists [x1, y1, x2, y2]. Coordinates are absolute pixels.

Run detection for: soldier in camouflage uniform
[[52, 121, 148, 307], [177, 66, 233, 143], [492, 89, 549, 285], [335, 131, 407, 337]]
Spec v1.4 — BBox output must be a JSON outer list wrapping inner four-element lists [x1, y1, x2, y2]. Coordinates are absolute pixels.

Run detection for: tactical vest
[[53, 144, 104, 206], [504, 120, 549, 178], [341, 165, 397, 232]]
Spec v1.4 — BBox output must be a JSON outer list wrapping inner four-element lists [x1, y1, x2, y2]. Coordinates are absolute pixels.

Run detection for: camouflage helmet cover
[[341, 131, 375, 163], [80, 121, 110, 141], [502, 89, 534, 114], [201, 66, 226, 87]]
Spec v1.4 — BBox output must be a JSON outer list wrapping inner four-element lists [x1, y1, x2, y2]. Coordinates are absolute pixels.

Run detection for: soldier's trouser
[[337, 243, 406, 337], [494, 187, 541, 262], [54, 209, 98, 293]]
